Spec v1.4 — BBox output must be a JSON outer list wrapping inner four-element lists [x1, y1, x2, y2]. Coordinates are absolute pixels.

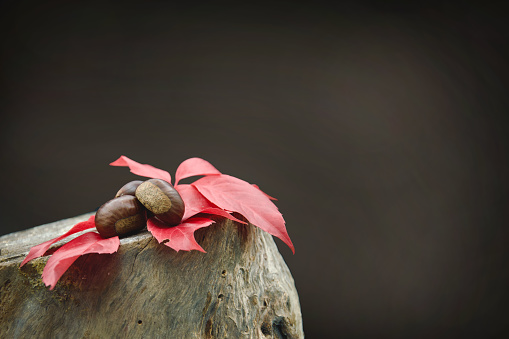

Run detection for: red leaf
[[147, 217, 214, 252], [198, 207, 247, 224], [174, 157, 221, 185], [175, 184, 246, 224], [20, 215, 96, 267], [192, 175, 295, 254], [42, 232, 120, 290], [252, 184, 278, 201], [109, 156, 294, 253], [175, 184, 217, 220], [110, 155, 172, 184]]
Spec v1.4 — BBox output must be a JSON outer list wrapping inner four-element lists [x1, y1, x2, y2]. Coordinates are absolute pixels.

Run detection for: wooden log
[[0, 213, 304, 338]]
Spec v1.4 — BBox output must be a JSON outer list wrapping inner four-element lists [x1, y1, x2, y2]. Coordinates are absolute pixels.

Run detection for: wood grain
[[0, 213, 304, 338]]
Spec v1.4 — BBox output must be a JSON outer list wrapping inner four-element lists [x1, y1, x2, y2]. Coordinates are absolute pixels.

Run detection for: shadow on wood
[[0, 213, 304, 338]]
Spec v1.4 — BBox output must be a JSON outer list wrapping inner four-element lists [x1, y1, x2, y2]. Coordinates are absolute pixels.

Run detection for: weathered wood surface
[[0, 213, 304, 338]]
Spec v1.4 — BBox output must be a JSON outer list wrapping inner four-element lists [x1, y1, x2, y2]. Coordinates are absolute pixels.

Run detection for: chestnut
[[95, 195, 147, 238], [135, 179, 185, 226], [115, 180, 143, 198]]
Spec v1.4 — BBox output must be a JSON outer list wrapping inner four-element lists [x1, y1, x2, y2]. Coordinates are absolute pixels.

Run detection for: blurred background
[[1, 1, 508, 337]]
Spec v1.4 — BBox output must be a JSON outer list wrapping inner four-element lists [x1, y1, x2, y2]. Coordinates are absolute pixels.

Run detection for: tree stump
[[0, 213, 304, 338]]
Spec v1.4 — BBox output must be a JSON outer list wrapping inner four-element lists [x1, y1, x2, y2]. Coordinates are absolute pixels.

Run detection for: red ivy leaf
[[20, 215, 96, 267], [175, 184, 216, 220], [252, 184, 278, 201], [42, 232, 120, 290], [198, 208, 247, 224], [174, 157, 221, 185], [175, 184, 246, 224], [110, 156, 294, 253], [110, 155, 172, 184], [21, 156, 293, 292], [147, 217, 214, 253], [192, 175, 295, 254]]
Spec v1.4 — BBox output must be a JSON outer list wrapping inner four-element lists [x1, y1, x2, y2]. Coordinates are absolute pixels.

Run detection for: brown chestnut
[[135, 179, 185, 226], [95, 195, 147, 238], [115, 180, 143, 198]]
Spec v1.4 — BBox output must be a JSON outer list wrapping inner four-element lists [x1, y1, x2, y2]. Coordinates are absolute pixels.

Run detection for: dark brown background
[[1, 1, 508, 337]]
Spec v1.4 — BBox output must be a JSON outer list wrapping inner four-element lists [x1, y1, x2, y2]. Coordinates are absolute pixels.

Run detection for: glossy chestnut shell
[[95, 195, 147, 238], [115, 180, 143, 198]]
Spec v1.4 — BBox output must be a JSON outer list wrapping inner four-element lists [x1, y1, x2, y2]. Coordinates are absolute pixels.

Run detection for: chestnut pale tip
[[135, 179, 185, 226]]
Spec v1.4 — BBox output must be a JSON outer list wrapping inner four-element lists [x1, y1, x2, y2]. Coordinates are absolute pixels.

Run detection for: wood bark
[[0, 213, 304, 338]]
